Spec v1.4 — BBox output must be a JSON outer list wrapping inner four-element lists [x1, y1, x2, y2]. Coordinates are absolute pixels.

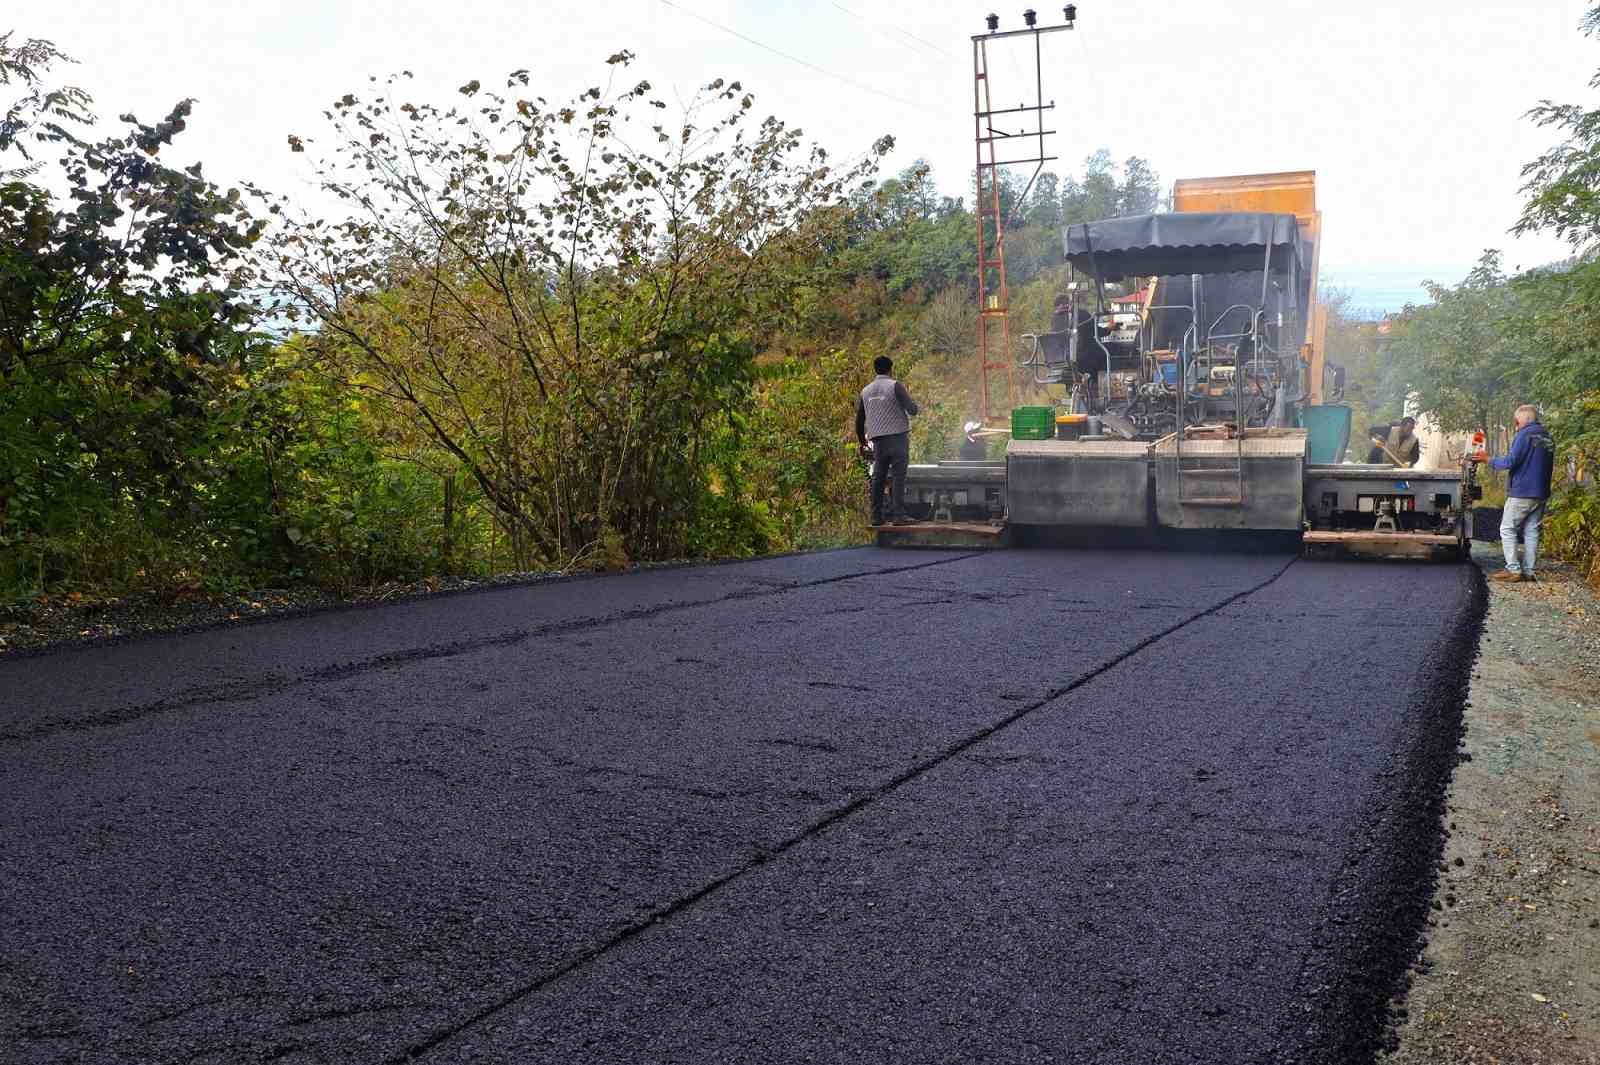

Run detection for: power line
[[657, 0, 942, 118], [828, 1, 958, 61]]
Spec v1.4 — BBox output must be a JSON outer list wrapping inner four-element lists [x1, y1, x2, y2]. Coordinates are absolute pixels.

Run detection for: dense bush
[[0, 30, 1168, 604]]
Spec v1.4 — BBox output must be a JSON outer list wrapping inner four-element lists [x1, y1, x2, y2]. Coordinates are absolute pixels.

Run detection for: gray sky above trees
[[22, 0, 1597, 311]]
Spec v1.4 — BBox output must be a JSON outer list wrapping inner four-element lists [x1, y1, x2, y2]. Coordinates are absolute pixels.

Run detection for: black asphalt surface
[[1, 548, 1484, 1064]]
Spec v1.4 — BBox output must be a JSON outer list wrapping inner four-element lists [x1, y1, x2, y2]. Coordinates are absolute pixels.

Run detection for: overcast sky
[[16, 1, 1599, 310]]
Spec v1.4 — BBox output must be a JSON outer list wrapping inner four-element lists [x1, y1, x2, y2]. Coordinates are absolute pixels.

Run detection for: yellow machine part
[[1172, 171, 1326, 404]]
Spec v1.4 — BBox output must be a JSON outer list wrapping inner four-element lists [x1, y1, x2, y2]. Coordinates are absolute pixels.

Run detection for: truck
[[890, 171, 1478, 559]]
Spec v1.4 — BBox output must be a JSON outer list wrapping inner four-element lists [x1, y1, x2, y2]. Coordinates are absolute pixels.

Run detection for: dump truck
[[889, 171, 1479, 559]]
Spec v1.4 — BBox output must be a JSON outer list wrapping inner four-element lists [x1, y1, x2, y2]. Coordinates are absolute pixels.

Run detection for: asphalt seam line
[[392, 555, 1301, 1062], [2, 551, 983, 746]]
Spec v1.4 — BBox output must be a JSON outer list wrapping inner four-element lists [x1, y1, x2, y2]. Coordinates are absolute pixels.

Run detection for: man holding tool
[[1366, 416, 1421, 467]]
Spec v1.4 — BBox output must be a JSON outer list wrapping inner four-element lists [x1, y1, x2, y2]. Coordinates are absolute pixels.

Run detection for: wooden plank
[[872, 522, 1010, 550], [1303, 531, 1458, 546], [868, 522, 1005, 535], [1301, 530, 1463, 562]]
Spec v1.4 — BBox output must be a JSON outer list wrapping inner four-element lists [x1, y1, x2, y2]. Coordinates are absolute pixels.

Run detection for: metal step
[[1154, 429, 1308, 530], [1177, 458, 1243, 506]]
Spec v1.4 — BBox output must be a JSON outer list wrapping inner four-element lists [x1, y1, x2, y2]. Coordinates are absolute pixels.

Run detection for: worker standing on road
[[856, 356, 920, 526], [1482, 404, 1555, 583], [1366, 417, 1422, 467]]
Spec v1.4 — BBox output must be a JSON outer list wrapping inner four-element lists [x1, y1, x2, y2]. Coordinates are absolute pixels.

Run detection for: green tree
[[1512, 3, 1600, 580], [1320, 290, 1408, 453], [1515, 5, 1600, 251], [1388, 253, 1534, 447], [886, 160, 938, 222], [1119, 156, 1160, 215], [1058, 149, 1140, 224], [1509, 2, 1600, 479], [258, 55, 889, 567], [1510, 264, 1600, 474], [1027, 171, 1061, 230], [0, 33, 90, 178], [1077, 149, 1120, 221], [0, 34, 267, 595]]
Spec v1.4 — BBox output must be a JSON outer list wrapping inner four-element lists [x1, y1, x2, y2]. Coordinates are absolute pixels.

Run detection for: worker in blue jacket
[[1483, 404, 1555, 582]]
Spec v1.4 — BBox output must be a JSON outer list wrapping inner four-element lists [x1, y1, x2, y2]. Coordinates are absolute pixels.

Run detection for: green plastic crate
[[1011, 406, 1056, 440]]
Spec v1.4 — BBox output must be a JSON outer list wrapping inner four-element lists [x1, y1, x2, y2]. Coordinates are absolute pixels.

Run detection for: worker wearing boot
[[856, 356, 920, 526], [1366, 417, 1421, 467], [1484, 404, 1555, 582]]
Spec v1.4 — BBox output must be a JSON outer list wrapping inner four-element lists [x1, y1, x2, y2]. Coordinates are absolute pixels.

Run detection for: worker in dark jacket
[[1484, 404, 1555, 582], [855, 356, 920, 526], [1366, 417, 1421, 467]]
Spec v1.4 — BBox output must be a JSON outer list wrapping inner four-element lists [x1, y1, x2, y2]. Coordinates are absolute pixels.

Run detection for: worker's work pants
[[869, 432, 910, 525], [1500, 496, 1546, 575]]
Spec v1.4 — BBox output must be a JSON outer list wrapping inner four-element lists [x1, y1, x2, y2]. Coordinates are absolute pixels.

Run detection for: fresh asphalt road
[[1, 548, 1483, 1064]]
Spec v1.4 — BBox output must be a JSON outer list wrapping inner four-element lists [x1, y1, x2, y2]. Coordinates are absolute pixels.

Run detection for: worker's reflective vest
[[1383, 426, 1421, 466]]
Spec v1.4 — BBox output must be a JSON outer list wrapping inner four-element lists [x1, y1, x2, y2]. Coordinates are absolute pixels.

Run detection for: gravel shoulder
[[1387, 545, 1600, 1065]]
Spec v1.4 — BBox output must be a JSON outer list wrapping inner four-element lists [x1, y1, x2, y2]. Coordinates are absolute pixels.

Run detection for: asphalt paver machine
[[888, 172, 1475, 559]]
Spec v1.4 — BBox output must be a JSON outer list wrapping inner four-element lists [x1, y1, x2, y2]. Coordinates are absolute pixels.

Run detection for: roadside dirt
[[1388, 545, 1600, 1065]]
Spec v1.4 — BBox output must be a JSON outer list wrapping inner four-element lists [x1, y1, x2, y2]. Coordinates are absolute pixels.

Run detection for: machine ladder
[[1174, 432, 1246, 506]]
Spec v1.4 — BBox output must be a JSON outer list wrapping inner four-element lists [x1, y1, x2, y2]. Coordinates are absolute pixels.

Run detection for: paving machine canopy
[[1064, 211, 1305, 284], [1027, 209, 1315, 442]]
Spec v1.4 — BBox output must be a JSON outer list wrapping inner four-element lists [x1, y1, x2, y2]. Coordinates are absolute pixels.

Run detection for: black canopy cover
[[1065, 212, 1312, 360], [1063, 211, 1302, 281]]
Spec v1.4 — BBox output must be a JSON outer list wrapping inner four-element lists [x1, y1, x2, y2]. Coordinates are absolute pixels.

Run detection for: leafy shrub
[[1543, 485, 1600, 587]]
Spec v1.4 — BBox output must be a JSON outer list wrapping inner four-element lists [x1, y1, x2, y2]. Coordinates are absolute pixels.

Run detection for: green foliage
[[0, 33, 92, 179], [838, 149, 1161, 303], [0, 38, 474, 601], [1387, 253, 1534, 435], [1, 31, 1169, 604], [1118, 157, 1161, 215], [832, 206, 975, 297], [743, 348, 870, 548], [1501, 4, 1600, 581], [1321, 290, 1404, 459], [208, 343, 474, 591], [1545, 483, 1600, 569], [259, 57, 887, 569], [1386, 252, 1600, 568], [0, 35, 268, 598], [1515, 5, 1600, 251], [1057, 150, 1158, 224], [1512, 260, 1600, 476]]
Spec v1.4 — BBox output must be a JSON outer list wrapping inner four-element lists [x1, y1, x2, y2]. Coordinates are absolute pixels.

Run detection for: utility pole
[[972, 6, 1076, 425]]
